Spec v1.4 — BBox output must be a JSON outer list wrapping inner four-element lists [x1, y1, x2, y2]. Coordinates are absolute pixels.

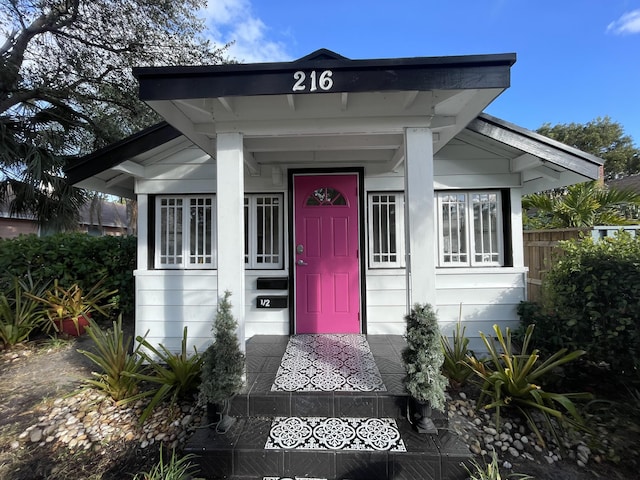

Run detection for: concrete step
[[184, 417, 469, 480]]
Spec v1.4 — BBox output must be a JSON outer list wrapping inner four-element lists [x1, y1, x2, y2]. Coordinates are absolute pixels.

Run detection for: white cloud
[[199, 0, 291, 63], [606, 9, 640, 35]]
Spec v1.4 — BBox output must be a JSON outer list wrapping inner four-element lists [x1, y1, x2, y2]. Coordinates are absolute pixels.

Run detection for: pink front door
[[294, 174, 360, 334]]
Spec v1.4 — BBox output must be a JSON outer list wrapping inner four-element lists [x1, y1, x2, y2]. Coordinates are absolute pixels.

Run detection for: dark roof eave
[[469, 113, 604, 178], [133, 51, 517, 78], [65, 122, 181, 184], [133, 51, 517, 101]]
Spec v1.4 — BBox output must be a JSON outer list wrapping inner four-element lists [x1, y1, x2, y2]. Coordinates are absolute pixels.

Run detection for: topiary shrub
[[198, 291, 245, 432], [540, 232, 640, 385], [402, 303, 448, 412]]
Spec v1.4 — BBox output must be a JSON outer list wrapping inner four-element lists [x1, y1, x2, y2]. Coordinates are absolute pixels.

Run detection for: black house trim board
[[133, 49, 516, 101]]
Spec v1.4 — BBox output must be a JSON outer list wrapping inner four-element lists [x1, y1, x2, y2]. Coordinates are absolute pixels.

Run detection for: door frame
[[287, 167, 367, 335]]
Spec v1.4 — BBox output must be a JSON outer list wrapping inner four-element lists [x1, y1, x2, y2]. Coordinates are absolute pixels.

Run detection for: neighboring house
[[607, 174, 640, 193], [66, 49, 602, 352], [0, 199, 132, 238]]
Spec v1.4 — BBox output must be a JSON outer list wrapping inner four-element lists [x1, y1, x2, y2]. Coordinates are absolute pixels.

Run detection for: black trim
[[147, 195, 155, 269], [134, 51, 516, 100], [257, 277, 288, 290], [287, 168, 367, 335], [501, 189, 513, 267], [65, 122, 182, 184]]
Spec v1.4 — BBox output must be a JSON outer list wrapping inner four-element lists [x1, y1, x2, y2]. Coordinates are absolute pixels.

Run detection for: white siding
[[436, 268, 527, 352], [245, 272, 290, 337], [135, 270, 218, 353]]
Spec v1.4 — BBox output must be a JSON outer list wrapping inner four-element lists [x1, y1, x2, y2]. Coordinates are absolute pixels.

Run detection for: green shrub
[[541, 232, 640, 384], [515, 301, 569, 356], [0, 233, 136, 316], [0, 277, 48, 347], [464, 324, 591, 446]]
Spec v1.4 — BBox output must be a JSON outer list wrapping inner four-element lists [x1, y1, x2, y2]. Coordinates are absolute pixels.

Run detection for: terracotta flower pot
[[55, 314, 91, 336]]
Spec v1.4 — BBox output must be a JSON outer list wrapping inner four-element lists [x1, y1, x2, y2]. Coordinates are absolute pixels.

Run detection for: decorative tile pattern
[[271, 334, 386, 392], [265, 416, 407, 452], [264, 477, 326, 480]]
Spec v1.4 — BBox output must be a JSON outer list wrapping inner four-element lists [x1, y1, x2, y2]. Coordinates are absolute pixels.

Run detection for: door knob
[[297, 259, 308, 266]]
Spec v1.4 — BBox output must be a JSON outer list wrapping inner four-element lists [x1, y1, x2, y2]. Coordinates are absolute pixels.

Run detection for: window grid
[[437, 191, 502, 267], [368, 193, 404, 268], [189, 197, 213, 265], [245, 194, 283, 269], [156, 196, 215, 269], [440, 193, 467, 265], [472, 193, 500, 264]]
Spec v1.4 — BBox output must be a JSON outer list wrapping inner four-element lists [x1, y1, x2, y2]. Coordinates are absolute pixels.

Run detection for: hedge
[[0, 233, 136, 316]]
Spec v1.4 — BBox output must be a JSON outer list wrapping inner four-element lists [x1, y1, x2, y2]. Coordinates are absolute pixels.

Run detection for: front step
[[185, 335, 469, 479], [185, 417, 469, 480]]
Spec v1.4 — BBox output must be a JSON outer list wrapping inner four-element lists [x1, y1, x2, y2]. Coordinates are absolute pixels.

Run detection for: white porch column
[[216, 132, 246, 349], [404, 127, 436, 309]]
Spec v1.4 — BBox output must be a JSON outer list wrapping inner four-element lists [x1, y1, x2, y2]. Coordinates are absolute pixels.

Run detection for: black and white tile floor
[[271, 334, 386, 392], [265, 416, 406, 452]]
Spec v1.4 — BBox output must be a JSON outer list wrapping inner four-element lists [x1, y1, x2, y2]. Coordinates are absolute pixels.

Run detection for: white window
[[368, 193, 405, 268], [156, 196, 215, 268], [244, 194, 283, 269], [437, 191, 503, 267]]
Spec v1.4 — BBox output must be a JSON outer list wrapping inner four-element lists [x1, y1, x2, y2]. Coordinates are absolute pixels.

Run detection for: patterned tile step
[[263, 477, 326, 480], [265, 416, 406, 452], [272, 334, 386, 392]]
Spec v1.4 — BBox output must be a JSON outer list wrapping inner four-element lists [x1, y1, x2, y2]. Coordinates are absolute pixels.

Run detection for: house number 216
[[292, 70, 334, 92]]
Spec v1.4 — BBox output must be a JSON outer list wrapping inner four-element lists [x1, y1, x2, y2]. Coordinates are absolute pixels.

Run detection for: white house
[[67, 49, 602, 353]]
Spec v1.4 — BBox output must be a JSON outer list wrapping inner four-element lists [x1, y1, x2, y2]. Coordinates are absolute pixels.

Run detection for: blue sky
[[202, 0, 640, 146]]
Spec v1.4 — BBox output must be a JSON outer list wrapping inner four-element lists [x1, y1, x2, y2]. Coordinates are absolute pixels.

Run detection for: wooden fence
[[523, 226, 640, 302]]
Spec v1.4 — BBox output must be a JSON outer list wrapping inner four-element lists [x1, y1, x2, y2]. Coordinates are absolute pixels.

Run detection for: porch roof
[[65, 49, 601, 197]]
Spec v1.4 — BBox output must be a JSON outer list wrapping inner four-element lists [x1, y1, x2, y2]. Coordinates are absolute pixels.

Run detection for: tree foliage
[[0, 0, 226, 231], [522, 180, 640, 229], [537, 116, 640, 179]]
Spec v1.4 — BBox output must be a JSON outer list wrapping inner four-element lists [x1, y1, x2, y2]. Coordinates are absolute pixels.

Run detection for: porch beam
[[218, 97, 234, 113], [216, 132, 246, 350], [404, 127, 436, 308], [211, 116, 442, 136], [389, 145, 405, 173], [341, 93, 349, 111], [510, 153, 541, 172], [111, 160, 145, 178], [243, 148, 260, 176]]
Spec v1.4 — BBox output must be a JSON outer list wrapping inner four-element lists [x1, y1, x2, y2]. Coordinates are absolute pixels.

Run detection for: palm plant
[[464, 324, 591, 446], [523, 180, 640, 229]]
